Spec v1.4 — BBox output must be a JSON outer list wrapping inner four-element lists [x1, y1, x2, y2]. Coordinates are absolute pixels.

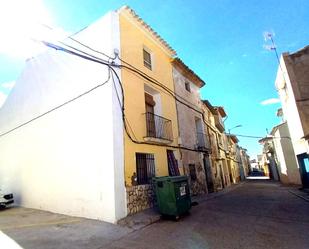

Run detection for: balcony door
[[145, 93, 156, 137]]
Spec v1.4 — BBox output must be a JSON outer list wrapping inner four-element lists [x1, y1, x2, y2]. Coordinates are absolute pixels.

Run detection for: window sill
[[143, 136, 173, 144]]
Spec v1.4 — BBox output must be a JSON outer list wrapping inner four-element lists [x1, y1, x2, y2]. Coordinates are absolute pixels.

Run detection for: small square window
[[143, 49, 152, 70], [185, 82, 191, 92]]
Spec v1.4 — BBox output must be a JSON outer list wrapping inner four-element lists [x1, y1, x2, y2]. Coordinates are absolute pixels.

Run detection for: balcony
[[196, 132, 211, 151], [144, 112, 173, 144], [214, 114, 225, 132]]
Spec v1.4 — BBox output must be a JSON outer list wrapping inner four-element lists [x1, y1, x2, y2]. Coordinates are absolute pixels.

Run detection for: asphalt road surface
[[108, 180, 309, 249], [1, 180, 309, 249]]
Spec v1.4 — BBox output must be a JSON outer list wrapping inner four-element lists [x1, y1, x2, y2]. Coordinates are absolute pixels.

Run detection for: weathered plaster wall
[[288, 50, 309, 137], [173, 67, 207, 195]]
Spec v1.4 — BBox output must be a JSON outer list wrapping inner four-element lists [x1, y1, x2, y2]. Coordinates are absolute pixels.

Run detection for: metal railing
[[196, 132, 210, 149], [144, 112, 173, 141]]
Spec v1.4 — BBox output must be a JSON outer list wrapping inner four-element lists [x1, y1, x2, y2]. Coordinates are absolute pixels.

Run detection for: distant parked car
[[250, 168, 265, 177], [0, 190, 14, 208]]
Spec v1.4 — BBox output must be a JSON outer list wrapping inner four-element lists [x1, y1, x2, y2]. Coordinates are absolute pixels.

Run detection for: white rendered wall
[[0, 11, 126, 223], [276, 55, 309, 155], [273, 123, 301, 185]]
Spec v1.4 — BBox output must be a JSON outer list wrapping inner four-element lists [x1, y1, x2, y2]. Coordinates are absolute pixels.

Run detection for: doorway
[[297, 153, 309, 188], [203, 154, 214, 193]]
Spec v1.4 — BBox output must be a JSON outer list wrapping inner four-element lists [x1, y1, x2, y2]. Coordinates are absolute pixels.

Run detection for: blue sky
[[0, 0, 308, 158]]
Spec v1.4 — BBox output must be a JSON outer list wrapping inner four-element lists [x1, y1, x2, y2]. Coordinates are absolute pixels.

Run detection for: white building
[[270, 123, 301, 185], [0, 11, 126, 223], [275, 46, 309, 188]]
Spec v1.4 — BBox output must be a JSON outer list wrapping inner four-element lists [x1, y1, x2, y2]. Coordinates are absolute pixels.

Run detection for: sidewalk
[[288, 187, 309, 202], [118, 181, 246, 230]]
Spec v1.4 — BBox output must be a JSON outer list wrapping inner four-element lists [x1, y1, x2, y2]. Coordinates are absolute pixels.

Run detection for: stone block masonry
[[126, 184, 156, 215]]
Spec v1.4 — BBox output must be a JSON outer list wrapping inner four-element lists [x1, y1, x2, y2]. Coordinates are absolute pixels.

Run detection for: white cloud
[[1, 81, 15, 89], [0, 92, 8, 108], [260, 98, 281, 106]]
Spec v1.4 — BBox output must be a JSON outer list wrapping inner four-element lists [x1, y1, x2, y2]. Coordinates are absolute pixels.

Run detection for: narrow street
[[2, 180, 309, 249], [108, 180, 309, 249]]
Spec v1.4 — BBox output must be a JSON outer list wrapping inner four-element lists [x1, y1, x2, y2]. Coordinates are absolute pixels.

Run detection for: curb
[[288, 190, 309, 202], [119, 181, 247, 231]]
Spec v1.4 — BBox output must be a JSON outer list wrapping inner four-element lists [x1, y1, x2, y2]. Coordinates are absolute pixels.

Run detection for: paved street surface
[[108, 180, 309, 249], [1, 180, 309, 249]]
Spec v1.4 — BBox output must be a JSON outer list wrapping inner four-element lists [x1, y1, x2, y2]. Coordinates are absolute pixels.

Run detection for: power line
[[41, 23, 115, 61], [3, 38, 254, 152], [232, 133, 291, 140], [39, 40, 212, 153], [44, 41, 276, 150], [0, 68, 112, 138], [39, 25, 207, 118], [264, 32, 288, 91], [40, 25, 282, 149], [108, 67, 211, 153], [44, 40, 271, 151]]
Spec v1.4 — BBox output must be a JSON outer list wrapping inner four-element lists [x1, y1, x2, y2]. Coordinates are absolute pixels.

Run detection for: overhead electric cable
[[41, 23, 115, 60], [0, 68, 112, 138]]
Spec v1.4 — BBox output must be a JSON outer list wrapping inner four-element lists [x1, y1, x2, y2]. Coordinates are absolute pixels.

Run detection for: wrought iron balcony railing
[[144, 112, 173, 141]]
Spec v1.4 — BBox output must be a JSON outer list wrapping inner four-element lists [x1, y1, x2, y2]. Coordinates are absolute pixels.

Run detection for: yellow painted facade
[[118, 9, 180, 186]]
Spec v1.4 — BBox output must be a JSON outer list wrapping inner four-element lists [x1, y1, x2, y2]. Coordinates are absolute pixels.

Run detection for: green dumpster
[[153, 176, 191, 218]]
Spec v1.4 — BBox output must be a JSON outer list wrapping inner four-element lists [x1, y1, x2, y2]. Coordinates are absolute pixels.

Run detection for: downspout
[[171, 67, 184, 176]]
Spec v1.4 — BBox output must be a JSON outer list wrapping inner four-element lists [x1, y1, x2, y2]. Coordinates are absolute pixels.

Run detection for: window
[[143, 49, 152, 70], [145, 92, 156, 137], [167, 150, 180, 176], [185, 82, 191, 92], [136, 153, 155, 185], [189, 164, 197, 181], [218, 134, 223, 147]]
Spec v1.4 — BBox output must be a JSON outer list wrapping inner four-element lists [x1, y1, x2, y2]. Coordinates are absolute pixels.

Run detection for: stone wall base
[[126, 184, 156, 215]]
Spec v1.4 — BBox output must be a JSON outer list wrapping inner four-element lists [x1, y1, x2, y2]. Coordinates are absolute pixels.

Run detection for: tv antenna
[[263, 31, 287, 90]]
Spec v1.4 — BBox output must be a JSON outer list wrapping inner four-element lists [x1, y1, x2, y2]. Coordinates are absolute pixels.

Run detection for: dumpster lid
[[153, 176, 188, 182]]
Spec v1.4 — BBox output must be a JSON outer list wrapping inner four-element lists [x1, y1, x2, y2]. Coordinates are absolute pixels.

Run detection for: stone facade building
[[226, 134, 241, 183], [172, 58, 211, 195], [202, 101, 227, 191]]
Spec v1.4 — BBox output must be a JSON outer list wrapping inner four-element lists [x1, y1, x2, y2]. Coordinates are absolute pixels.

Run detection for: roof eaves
[[202, 100, 217, 114], [227, 134, 239, 143], [214, 106, 227, 117], [118, 6, 176, 56], [172, 58, 205, 88], [289, 45, 309, 58]]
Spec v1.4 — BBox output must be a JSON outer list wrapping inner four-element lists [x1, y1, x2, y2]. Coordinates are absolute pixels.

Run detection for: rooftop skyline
[[0, 0, 308, 158]]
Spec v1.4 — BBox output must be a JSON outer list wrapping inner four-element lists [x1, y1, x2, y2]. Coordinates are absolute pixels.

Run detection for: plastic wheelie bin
[[153, 176, 191, 219]]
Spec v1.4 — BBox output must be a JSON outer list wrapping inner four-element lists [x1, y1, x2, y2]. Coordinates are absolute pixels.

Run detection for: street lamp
[[228, 125, 242, 134]]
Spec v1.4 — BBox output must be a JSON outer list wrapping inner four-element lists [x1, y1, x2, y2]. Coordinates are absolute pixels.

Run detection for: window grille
[[167, 150, 180, 176], [136, 153, 155, 185]]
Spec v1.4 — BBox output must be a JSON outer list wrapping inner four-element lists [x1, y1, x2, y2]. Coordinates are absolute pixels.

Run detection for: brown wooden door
[[145, 93, 156, 137]]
